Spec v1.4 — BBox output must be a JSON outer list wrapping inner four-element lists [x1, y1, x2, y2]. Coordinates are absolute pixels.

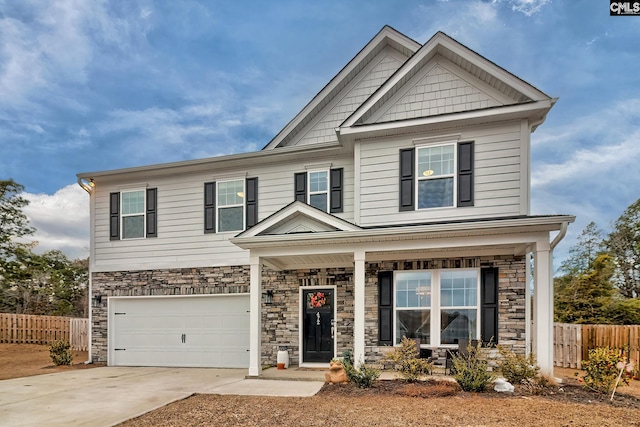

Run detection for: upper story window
[[416, 144, 455, 209], [217, 180, 245, 232], [308, 171, 328, 212], [204, 177, 258, 234], [399, 141, 474, 212], [121, 190, 145, 238], [294, 168, 343, 213], [109, 188, 157, 241]]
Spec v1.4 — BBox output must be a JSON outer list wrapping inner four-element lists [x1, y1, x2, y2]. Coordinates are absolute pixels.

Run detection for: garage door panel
[[110, 295, 249, 368]]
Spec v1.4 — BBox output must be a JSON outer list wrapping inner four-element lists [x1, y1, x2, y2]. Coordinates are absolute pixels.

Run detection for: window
[[217, 180, 244, 232], [121, 190, 145, 238], [399, 142, 474, 211], [294, 169, 343, 213], [110, 188, 157, 240], [393, 269, 479, 346], [416, 144, 455, 209], [308, 171, 328, 212]]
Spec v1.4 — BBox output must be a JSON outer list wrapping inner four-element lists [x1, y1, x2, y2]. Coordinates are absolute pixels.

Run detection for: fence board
[[554, 323, 640, 370], [0, 313, 88, 351]]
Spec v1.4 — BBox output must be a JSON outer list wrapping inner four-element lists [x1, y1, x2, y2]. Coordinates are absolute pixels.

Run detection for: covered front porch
[[231, 202, 573, 377]]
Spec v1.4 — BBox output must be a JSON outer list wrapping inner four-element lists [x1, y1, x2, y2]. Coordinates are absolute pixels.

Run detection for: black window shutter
[[109, 192, 120, 241], [399, 148, 415, 211], [378, 271, 394, 345], [329, 168, 343, 213], [246, 177, 258, 228], [204, 182, 216, 233], [457, 141, 474, 207], [146, 188, 157, 238], [294, 172, 307, 203], [480, 267, 499, 346]]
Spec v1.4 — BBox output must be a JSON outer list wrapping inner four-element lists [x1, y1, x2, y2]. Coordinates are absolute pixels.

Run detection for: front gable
[[235, 201, 361, 238], [341, 32, 551, 130]]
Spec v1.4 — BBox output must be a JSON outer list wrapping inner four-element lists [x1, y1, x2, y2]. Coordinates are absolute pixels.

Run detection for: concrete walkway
[[0, 367, 323, 427]]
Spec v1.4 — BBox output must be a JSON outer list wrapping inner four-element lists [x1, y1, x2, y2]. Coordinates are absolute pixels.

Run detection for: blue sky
[[1, 0, 639, 266]]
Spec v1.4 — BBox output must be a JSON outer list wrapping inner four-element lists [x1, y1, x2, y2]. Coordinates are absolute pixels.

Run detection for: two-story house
[[77, 26, 573, 376]]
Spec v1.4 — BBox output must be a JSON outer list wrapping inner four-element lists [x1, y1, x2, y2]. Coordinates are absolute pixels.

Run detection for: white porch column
[[353, 250, 366, 364], [248, 255, 262, 377], [533, 245, 553, 376]]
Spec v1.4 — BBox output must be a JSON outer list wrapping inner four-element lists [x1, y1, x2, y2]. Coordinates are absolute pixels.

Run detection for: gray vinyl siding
[[93, 155, 354, 272], [358, 122, 524, 226]]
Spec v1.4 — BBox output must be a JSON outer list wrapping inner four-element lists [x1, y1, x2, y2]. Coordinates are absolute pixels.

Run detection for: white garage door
[[109, 295, 249, 368]]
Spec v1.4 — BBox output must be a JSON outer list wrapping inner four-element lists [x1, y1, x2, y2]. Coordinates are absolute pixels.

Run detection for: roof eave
[[231, 215, 576, 249]]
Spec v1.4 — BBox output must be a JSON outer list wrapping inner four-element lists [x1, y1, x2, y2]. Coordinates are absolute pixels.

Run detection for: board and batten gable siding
[[358, 121, 526, 226], [92, 155, 354, 272], [292, 47, 407, 147]]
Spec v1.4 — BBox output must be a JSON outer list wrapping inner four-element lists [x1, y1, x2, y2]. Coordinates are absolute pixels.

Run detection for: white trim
[[414, 142, 457, 210], [354, 142, 361, 225], [307, 169, 329, 213], [120, 189, 146, 240], [216, 179, 245, 233], [520, 119, 530, 215], [392, 268, 480, 348], [413, 134, 461, 146], [298, 284, 338, 367]]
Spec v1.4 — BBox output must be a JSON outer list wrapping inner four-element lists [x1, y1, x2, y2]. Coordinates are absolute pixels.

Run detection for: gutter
[[77, 177, 94, 194], [550, 221, 569, 250]]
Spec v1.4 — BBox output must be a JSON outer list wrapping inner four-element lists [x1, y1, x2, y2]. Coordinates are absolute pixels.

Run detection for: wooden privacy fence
[[0, 313, 89, 351], [554, 323, 640, 370]]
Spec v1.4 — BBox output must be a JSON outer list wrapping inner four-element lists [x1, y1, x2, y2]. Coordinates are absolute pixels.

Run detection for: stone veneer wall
[[92, 255, 525, 367], [260, 268, 354, 367], [91, 266, 250, 363], [363, 255, 527, 364]]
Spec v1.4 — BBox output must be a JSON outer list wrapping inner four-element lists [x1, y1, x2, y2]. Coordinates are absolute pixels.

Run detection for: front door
[[302, 288, 334, 363]]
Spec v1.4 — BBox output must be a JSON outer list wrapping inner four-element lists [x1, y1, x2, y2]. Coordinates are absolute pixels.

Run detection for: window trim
[[415, 142, 457, 210], [216, 179, 246, 233], [392, 268, 480, 348], [120, 189, 146, 240], [307, 169, 329, 213]]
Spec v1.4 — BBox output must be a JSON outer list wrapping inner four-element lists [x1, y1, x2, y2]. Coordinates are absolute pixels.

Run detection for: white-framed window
[[217, 180, 245, 232], [416, 143, 456, 209], [121, 190, 145, 239], [394, 269, 479, 346], [308, 170, 328, 212]]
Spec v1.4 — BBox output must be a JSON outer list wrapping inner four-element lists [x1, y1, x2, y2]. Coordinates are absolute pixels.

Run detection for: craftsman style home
[[78, 26, 573, 376]]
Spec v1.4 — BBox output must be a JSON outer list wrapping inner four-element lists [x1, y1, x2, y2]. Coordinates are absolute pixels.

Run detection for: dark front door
[[302, 288, 334, 363]]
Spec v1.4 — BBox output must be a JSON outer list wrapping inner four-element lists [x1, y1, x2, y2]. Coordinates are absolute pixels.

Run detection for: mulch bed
[[318, 377, 640, 409]]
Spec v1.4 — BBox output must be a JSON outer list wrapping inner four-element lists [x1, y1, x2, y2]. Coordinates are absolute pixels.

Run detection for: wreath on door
[[308, 291, 327, 308]]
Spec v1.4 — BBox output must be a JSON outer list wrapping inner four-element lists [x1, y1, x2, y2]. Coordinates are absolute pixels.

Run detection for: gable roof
[[233, 201, 361, 239], [262, 26, 421, 150], [341, 31, 551, 130]]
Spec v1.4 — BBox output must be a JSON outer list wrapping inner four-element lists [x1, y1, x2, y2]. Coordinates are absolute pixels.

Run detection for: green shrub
[[496, 345, 539, 384], [340, 351, 380, 388], [383, 336, 433, 382], [580, 347, 629, 394], [49, 340, 73, 366], [451, 340, 495, 392]]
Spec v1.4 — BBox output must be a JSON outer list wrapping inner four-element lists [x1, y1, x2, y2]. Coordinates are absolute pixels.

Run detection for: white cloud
[[508, 0, 550, 16], [22, 184, 89, 260]]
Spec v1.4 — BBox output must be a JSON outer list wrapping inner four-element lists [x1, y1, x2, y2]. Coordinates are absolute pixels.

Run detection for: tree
[[555, 254, 616, 324], [559, 221, 604, 276], [606, 199, 640, 298], [0, 179, 35, 259], [0, 179, 88, 317]]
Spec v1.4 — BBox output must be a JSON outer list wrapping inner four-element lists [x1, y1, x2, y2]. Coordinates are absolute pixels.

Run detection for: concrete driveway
[[0, 367, 323, 427]]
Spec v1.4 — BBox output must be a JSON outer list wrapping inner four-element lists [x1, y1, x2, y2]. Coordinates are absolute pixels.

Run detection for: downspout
[[550, 221, 568, 250], [77, 177, 94, 363]]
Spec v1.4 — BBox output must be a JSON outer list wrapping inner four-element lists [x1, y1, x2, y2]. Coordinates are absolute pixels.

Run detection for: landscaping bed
[[119, 372, 640, 427]]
